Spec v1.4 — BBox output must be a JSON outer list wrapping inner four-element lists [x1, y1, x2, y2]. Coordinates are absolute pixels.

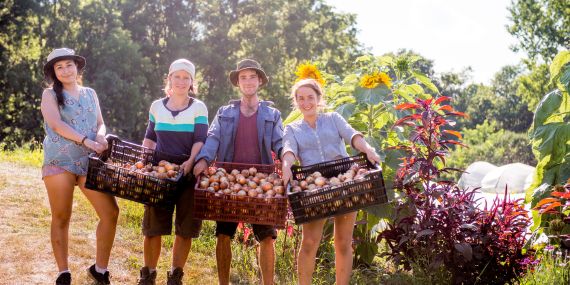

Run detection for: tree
[[508, 0, 570, 63]]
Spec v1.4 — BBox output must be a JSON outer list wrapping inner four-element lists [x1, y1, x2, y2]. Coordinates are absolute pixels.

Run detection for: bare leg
[[333, 212, 357, 285], [258, 237, 275, 285], [44, 172, 76, 272], [144, 235, 162, 268], [297, 219, 327, 285], [172, 235, 192, 269], [79, 176, 119, 268], [216, 234, 232, 285]]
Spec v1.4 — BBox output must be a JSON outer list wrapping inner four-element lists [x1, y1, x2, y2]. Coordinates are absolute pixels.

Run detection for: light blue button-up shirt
[[283, 112, 362, 166]]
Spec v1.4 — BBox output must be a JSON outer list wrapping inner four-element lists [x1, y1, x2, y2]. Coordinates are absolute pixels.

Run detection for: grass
[[2, 147, 567, 284], [0, 146, 43, 168]]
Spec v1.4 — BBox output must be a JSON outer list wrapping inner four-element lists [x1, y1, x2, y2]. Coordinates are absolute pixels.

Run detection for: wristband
[[81, 136, 88, 145]]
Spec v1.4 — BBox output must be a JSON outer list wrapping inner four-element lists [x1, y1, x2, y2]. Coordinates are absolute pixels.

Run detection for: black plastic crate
[[85, 135, 188, 207], [288, 153, 387, 224]]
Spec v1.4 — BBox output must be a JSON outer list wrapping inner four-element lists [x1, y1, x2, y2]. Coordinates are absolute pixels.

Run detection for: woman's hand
[[95, 134, 108, 150], [365, 147, 381, 165], [282, 166, 293, 186], [180, 159, 194, 176], [84, 139, 106, 154]]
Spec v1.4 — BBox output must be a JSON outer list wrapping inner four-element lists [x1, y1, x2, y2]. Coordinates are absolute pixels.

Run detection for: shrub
[[378, 96, 536, 284]]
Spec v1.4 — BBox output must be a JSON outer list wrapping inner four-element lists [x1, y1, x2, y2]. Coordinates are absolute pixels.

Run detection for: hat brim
[[229, 67, 269, 87], [43, 55, 86, 76]]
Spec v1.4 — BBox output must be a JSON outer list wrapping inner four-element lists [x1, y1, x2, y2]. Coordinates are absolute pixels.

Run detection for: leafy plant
[[534, 179, 570, 249], [378, 97, 536, 284], [526, 50, 570, 228]]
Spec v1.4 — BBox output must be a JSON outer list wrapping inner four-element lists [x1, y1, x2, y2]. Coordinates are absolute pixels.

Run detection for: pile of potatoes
[[197, 167, 286, 199], [106, 159, 181, 180], [290, 164, 371, 193]]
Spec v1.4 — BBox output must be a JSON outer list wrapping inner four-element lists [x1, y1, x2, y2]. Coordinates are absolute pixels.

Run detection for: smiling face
[[53, 59, 78, 85], [295, 86, 321, 117], [237, 69, 261, 97], [169, 70, 193, 95]]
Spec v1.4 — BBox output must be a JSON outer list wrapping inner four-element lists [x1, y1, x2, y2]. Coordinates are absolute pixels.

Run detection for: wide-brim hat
[[43, 48, 86, 76], [229, 59, 269, 87]]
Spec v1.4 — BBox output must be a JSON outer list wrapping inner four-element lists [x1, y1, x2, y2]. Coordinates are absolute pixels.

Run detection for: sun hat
[[43, 48, 86, 76], [169, 58, 196, 79], [229, 59, 269, 87]]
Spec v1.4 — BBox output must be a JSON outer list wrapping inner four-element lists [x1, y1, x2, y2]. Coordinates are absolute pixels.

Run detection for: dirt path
[[0, 161, 217, 284]]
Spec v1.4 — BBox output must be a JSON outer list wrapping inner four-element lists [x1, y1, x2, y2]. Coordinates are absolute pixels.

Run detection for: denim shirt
[[196, 100, 284, 164], [282, 112, 362, 166]]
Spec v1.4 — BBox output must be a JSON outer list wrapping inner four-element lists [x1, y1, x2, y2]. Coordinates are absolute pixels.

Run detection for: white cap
[[169, 58, 195, 79]]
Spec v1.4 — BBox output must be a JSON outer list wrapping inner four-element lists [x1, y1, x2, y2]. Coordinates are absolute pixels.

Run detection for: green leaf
[[412, 71, 439, 94], [376, 55, 394, 67], [374, 111, 393, 130], [559, 64, 570, 93], [531, 90, 563, 127], [549, 50, 570, 85], [283, 109, 302, 125], [336, 103, 356, 120], [354, 85, 390, 105], [355, 54, 374, 64]]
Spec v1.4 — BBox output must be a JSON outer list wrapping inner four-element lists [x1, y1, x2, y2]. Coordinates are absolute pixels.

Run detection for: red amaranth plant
[[378, 97, 536, 284]]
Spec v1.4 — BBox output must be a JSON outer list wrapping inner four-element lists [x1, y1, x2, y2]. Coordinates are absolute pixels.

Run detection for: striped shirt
[[144, 97, 208, 157]]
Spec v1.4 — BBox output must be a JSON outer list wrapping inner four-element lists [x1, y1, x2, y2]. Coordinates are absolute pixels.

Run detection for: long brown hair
[[43, 60, 83, 108]]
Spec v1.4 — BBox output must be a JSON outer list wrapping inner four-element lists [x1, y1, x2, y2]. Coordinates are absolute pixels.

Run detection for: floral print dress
[[42, 87, 99, 177]]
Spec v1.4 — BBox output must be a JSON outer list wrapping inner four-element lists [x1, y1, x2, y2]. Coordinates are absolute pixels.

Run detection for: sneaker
[[87, 264, 111, 285], [55, 272, 71, 285], [166, 267, 184, 285], [137, 267, 157, 285]]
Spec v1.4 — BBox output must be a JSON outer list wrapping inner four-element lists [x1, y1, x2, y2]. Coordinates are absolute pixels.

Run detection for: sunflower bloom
[[360, 71, 392, 89], [295, 62, 325, 86]]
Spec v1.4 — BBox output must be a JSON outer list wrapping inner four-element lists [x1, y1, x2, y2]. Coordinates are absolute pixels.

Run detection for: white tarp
[[458, 161, 498, 189], [480, 163, 535, 194]]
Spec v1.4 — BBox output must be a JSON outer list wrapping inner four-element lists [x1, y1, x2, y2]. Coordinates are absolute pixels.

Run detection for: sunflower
[[295, 62, 325, 86], [359, 71, 392, 89]]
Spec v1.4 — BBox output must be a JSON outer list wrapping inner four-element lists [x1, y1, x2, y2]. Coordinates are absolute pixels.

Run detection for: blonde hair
[[290, 78, 326, 109], [163, 74, 197, 97]]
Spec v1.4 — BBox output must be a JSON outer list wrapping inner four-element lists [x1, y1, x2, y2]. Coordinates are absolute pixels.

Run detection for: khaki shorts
[[142, 176, 202, 238]]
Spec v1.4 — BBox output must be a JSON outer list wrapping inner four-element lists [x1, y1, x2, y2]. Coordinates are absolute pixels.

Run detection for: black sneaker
[[55, 272, 71, 285], [166, 267, 184, 285], [137, 267, 157, 285], [87, 264, 111, 285]]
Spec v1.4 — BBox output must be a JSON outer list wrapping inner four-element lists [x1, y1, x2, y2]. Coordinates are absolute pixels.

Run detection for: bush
[[378, 97, 536, 284]]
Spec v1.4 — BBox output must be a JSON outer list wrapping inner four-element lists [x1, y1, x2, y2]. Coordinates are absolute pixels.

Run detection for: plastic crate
[[288, 153, 387, 224], [85, 135, 188, 207], [194, 162, 288, 228]]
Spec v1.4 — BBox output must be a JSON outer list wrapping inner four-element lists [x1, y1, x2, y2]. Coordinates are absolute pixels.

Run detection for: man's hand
[[180, 159, 194, 176], [193, 159, 208, 177]]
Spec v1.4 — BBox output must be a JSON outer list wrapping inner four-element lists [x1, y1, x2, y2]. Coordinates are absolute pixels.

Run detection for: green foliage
[[519, 248, 570, 284], [526, 50, 570, 228], [446, 121, 537, 179], [508, 0, 570, 63], [0, 145, 43, 168], [0, 0, 362, 148]]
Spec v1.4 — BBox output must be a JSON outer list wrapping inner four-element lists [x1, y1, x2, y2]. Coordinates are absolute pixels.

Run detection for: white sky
[[326, 0, 526, 84]]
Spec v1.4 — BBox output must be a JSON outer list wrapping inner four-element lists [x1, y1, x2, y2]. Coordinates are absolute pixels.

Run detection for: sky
[[325, 0, 526, 84]]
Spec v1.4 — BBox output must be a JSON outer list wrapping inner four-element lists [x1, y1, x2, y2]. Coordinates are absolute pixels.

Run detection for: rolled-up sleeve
[[271, 111, 284, 158], [282, 124, 299, 159], [331, 112, 362, 148]]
